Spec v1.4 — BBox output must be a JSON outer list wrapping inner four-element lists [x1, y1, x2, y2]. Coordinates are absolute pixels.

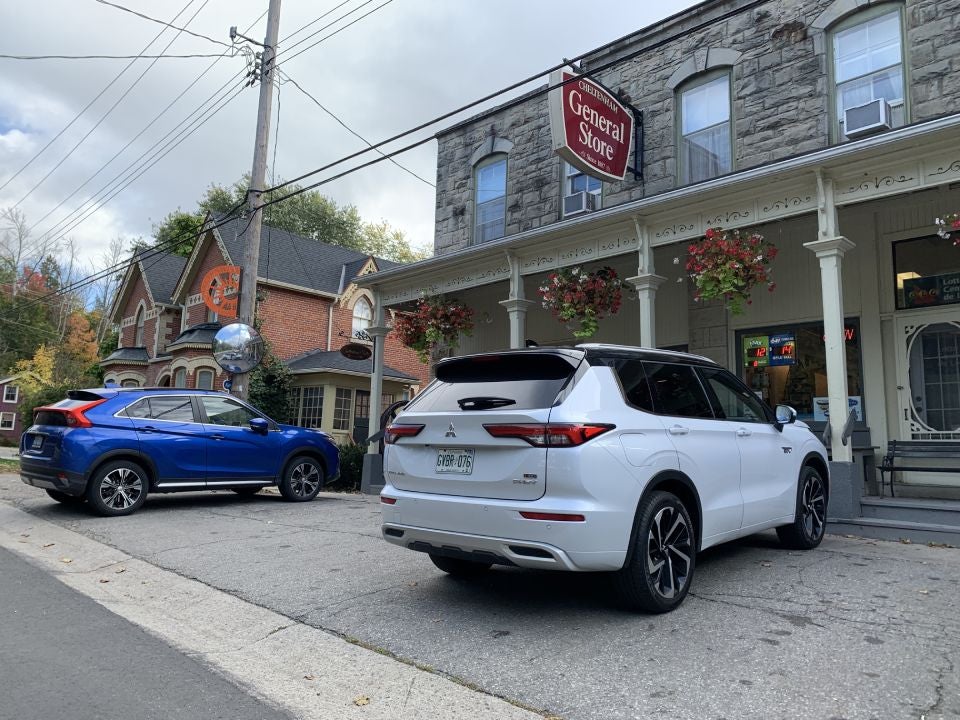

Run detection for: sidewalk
[[0, 446, 18, 460]]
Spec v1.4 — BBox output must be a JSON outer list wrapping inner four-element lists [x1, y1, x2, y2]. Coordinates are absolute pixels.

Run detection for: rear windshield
[[408, 353, 581, 412]]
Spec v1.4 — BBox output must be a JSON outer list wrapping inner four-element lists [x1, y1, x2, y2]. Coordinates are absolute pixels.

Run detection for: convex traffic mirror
[[212, 322, 265, 374]]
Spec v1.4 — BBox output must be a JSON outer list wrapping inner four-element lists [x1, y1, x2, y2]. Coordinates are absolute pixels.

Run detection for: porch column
[[804, 236, 856, 462], [361, 292, 388, 494], [626, 218, 666, 348], [499, 251, 536, 348]]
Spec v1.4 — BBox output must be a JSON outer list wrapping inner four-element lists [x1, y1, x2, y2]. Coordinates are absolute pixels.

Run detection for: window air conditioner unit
[[564, 191, 598, 217], [843, 99, 893, 138]]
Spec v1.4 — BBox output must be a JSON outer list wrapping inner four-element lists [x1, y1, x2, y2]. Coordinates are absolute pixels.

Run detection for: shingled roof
[[286, 349, 416, 382], [138, 251, 187, 304]]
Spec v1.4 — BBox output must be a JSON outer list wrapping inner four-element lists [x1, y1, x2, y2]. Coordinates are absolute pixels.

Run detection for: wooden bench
[[879, 440, 960, 497]]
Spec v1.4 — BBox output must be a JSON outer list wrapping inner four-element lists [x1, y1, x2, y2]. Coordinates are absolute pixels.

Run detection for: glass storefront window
[[894, 235, 960, 310], [739, 319, 863, 424]]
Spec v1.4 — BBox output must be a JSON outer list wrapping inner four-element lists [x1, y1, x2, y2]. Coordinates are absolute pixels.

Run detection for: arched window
[[196, 369, 214, 390], [352, 297, 372, 336], [121, 379, 140, 388], [677, 69, 732, 184], [134, 305, 145, 347], [174, 368, 187, 388], [830, 3, 906, 140], [474, 155, 507, 244]]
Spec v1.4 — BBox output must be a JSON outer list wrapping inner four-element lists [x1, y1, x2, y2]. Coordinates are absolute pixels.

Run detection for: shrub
[[329, 443, 368, 492]]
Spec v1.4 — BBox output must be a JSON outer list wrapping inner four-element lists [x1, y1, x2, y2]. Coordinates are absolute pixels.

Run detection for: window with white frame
[[134, 305, 145, 346], [0, 412, 14, 430], [174, 368, 187, 388], [3, 385, 18, 403], [295, 386, 324, 428], [678, 71, 732, 184], [563, 162, 601, 217], [832, 6, 905, 139], [474, 155, 507, 244], [352, 297, 372, 336], [196, 369, 214, 390], [333, 388, 352, 431]]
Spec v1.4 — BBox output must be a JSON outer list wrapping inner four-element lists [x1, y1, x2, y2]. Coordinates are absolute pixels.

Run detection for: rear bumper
[[379, 486, 631, 572], [20, 458, 86, 496]]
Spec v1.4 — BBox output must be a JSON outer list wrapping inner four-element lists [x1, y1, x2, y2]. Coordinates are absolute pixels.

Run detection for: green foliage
[[248, 353, 294, 422], [152, 210, 205, 257], [330, 443, 368, 492], [19, 383, 71, 429], [0, 292, 57, 371]]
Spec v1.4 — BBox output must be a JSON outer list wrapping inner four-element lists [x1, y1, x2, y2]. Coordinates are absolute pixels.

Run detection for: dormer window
[[134, 306, 145, 347], [352, 296, 372, 336]]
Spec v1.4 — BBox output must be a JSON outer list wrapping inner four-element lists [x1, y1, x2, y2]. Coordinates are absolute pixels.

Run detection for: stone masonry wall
[[433, 0, 960, 254]]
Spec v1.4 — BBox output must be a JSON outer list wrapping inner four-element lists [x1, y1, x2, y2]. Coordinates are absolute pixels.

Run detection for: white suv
[[380, 345, 829, 613]]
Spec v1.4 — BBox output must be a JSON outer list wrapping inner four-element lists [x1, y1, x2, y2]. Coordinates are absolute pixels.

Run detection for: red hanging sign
[[548, 70, 634, 182], [201, 265, 241, 319]]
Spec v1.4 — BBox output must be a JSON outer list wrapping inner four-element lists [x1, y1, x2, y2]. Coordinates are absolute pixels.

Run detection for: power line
[[93, 0, 232, 48], [274, 0, 394, 67], [278, 0, 354, 44], [280, 70, 434, 188], [0, 0, 199, 195], [0, 53, 230, 60], [10, 0, 213, 210]]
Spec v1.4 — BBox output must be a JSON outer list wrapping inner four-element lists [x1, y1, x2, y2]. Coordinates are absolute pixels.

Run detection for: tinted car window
[[643, 362, 714, 419], [409, 353, 580, 412], [147, 396, 196, 423], [123, 398, 152, 419], [699, 367, 769, 423], [201, 396, 258, 427], [595, 357, 655, 412]]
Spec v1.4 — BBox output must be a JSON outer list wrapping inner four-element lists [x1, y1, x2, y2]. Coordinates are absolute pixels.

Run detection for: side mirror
[[249, 417, 269, 435], [775, 405, 797, 430]]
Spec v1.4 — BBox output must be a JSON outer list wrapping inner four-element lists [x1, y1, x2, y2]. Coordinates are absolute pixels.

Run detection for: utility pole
[[234, 0, 281, 399]]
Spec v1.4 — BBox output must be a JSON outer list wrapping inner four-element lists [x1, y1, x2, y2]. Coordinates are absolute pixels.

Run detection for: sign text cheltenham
[[548, 70, 634, 182]]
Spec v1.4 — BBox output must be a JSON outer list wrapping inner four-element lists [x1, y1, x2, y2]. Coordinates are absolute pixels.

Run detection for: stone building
[[102, 216, 429, 444], [359, 0, 960, 516]]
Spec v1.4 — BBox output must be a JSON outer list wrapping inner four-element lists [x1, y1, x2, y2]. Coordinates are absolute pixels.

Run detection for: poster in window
[[902, 272, 960, 309], [742, 334, 769, 367], [769, 333, 796, 366]]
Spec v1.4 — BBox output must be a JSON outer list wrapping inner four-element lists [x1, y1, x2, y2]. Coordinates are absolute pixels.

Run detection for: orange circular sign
[[201, 265, 241, 319]]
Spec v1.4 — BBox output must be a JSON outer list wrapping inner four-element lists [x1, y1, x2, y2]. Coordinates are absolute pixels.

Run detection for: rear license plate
[[435, 448, 474, 475], [30, 435, 43, 450]]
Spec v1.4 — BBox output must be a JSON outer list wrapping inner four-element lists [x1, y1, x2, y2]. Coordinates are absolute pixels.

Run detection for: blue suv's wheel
[[279, 455, 323, 502], [86, 460, 148, 516]]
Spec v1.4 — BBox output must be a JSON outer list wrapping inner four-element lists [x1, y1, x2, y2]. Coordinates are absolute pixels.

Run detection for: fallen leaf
[[408, 581, 418, 587], [115, 567, 126, 574], [42, 543, 55, 548], [899, 538, 913, 544], [19, 533, 29, 537], [760, 561, 772, 568], [353, 696, 370, 707], [99, 579, 110, 584], [303, 675, 315, 681], [60, 557, 72, 564], [918, 589, 929, 595]]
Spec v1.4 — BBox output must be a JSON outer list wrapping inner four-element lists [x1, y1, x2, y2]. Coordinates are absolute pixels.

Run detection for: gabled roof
[[109, 249, 188, 322], [286, 349, 416, 382]]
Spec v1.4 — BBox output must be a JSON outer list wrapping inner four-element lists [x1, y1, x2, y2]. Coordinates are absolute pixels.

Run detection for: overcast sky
[[1, 0, 697, 269]]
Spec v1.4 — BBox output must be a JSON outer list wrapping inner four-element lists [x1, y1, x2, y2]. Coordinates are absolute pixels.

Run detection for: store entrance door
[[894, 310, 960, 488]]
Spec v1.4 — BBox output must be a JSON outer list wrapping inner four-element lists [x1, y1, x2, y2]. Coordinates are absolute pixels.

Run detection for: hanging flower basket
[[538, 265, 624, 339], [391, 295, 474, 363], [935, 213, 960, 245], [686, 227, 778, 315]]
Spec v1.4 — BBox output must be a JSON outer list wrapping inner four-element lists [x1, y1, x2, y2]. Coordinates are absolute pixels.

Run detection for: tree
[[152, 175, 431, 263], [152, 209, 205, 257], [58, 311, 100, 384], [248, 353, 293, 422]]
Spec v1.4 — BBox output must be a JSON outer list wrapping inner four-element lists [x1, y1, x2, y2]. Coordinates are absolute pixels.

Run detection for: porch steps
[[830, 496, 960, 544], [859, 497, 960, 526]]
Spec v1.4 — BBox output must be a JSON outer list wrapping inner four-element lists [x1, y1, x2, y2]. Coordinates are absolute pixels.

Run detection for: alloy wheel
[[99, 467, 144, 510], [290, 462, 320, 498], [646, 505, 692, 599], [801, 471, 826, 542]]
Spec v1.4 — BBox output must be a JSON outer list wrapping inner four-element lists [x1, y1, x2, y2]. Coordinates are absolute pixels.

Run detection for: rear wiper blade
[[457, 396, 516, 410]]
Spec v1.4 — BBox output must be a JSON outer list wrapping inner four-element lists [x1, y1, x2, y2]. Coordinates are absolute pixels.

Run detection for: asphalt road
[[3, 476, 959, 720], [0, 545, 292, 720]]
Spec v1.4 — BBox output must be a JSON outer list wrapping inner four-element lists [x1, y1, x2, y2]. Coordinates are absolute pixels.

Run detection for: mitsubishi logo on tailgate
[[445, 423, 457, 438]]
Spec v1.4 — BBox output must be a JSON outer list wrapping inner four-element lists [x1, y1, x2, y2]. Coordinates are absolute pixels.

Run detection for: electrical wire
[[273, 0, 393, 67], [0, 0, 199, 195], [0, 53, 230, 60], [278, 0, 354, 44], [280, 70, 434, 188], [10, 0, 213, 211], [93, 0, 233, 48]]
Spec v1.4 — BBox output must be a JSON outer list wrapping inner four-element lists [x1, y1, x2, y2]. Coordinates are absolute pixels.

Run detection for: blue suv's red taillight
[[34, 398, 107, 428]]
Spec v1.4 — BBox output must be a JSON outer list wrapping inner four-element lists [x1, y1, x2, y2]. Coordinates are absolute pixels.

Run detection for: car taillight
[[383, 423, 425, 444], [519, 511, 586, 522], [34, 399, 106, 429], [483, 423, 614, 447], [380, 496, 397, 505]]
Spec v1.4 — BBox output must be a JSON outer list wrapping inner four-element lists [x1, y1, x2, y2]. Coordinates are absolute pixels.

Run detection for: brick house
[[358, 0, 960, 504], [0, 372, 33, 445], [103, 216, 429, 444]]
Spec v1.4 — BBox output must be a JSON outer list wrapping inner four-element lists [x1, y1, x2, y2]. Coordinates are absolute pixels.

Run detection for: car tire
[[278, 456, 323, 502], [613, 490, 696, 614], [45, 489, 85, 506], [429, 554, 492, 577], [232, 487, 261, 497], [776, 465, 827, 550], [85, 460, 148, 517]]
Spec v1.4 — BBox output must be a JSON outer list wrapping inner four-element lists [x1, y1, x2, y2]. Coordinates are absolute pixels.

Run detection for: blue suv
[[19, 387, 340, 516]]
